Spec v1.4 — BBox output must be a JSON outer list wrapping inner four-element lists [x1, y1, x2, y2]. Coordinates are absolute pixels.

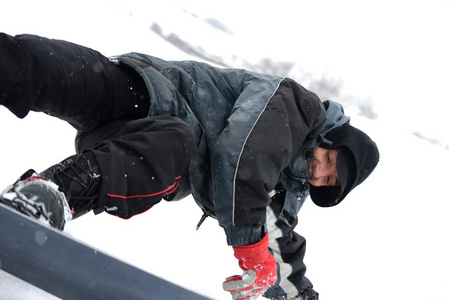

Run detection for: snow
[[1, 0, 449, 299]]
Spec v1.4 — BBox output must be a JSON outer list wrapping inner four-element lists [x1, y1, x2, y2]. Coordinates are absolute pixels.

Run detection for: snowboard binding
[[0, 169, 72, 230]]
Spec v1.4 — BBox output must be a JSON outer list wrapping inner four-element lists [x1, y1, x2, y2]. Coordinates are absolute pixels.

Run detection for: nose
[[314, 163, 332, 178]]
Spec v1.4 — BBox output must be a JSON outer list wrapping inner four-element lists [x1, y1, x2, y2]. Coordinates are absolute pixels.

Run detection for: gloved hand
[[223, 233, 277, 300]]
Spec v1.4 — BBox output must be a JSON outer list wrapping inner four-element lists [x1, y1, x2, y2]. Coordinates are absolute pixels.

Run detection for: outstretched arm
[[213, 78, 326, 246]]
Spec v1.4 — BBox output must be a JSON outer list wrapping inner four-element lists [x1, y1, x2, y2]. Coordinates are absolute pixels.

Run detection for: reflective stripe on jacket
[[118, 53, 327, 245]]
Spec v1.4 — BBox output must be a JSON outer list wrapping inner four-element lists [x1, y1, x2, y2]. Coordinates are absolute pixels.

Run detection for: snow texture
[[1, 0, 448, 299]]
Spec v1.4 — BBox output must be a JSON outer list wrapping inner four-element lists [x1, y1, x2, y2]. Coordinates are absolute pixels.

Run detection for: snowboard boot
[[39, 151, 101, 220], [0, 152, 101, 229], [297, 288, 319, 300], [269, 290, 319, 300]]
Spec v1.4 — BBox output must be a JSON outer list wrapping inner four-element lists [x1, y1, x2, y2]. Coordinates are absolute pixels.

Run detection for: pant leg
[[265, 190, 316, 299], [0, 33, 150, 132], [76, 115, 196, 219]]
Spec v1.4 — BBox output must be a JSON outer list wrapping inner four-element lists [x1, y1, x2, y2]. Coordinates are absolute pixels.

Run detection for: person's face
[[308, 147, 341, 187]]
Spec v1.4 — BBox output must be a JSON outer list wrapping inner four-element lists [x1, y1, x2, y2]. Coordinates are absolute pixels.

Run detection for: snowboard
[[0, 203, 210, 300]]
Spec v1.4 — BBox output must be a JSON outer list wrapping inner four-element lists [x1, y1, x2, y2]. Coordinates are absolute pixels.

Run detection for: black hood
[[309, 123, 379, 207]]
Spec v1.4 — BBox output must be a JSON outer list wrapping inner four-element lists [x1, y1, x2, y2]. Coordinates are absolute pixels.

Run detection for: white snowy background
[[1, 0, 449, 299]]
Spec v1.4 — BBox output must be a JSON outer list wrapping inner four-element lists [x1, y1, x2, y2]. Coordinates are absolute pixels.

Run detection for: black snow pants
[[0, 33, 195, 219], [265, 189, 316, 299]]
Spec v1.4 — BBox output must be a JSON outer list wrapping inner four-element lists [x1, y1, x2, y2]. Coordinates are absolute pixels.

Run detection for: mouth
[[309, 160, 315, 179]]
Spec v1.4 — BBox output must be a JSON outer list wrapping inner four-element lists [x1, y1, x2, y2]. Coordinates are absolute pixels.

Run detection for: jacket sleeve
[[213, 78, 326, 246]]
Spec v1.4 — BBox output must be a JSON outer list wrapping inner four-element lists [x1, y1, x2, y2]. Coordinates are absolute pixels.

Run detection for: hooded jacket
[[276, 100, 349, 226], [116, 53, 342, 246]]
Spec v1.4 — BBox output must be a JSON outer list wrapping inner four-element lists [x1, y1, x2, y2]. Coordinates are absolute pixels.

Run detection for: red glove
[[223, 233, 277, 300]]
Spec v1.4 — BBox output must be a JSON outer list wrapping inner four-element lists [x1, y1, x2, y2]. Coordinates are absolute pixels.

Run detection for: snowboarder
[[0, 33, 379, 300]]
